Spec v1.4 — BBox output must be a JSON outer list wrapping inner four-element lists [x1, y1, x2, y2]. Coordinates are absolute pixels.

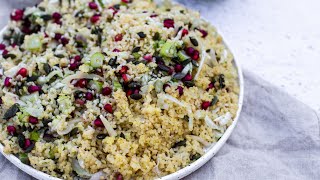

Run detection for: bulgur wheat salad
[[0, 0, 239, 179]]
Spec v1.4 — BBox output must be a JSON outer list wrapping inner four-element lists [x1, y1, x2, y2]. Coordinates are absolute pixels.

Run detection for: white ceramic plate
[[0, 7, 244, 180]]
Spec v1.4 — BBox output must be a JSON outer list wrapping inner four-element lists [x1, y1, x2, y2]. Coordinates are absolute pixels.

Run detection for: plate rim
[[0, 20, 244, 180]]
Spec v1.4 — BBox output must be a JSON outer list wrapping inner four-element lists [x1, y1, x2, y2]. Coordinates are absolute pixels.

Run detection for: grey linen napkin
[[0, 70, 319, 180]]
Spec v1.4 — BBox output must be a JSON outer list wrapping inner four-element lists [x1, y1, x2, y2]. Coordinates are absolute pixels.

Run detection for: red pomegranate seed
[[61, 37, 69, 46], [74, 55, 82, 62], [126, 89, 133, 96], [76, 79, 88, 88], [54, 19, 62, 25], [2, 49, 8, 56], [198, 29, 208, 38], [121, 0, 129, 3], [115, 173, 123, 180], [10, 9, 24, 21], [16, 68, 28, 77], [7, 125, 16, 136], [88, 2, 98, 10], [102, 87, 112, 96], [143, 54, 152, 62], [133, 89, 139, 94], [104, 104, 113, 113], [192, 50, 200, 60], [174, 64, 183, 72], [182, 73, 193, 81], [168, 68, 174, 75], [28, 85, 41, 93], [206, 82, 214, 91], [114, 34, 123, 42], [24, 139, 31, 149], [28, 116, 39, 124], [185, 47, 195, 56], [0, 44, 6, 50], [94, 118, 104, 127], [4, 77, 11, 87], [69, 62, 80, 71], [113, 49, 120, 52], [181, 29, 189, 37], [52, 12, 62, 20], [75, 99, 86, 106], [85, 92, 94, 101], [163, 84, 170, 91], [177, 86, 184, 96], [150, 14, 158, 18], [54, 33, 62, 40], [90, 14, 100, 23], [163, 19, 174, 28], [201, 101, 211, 110], [119, 66, 128, 74], [121, 74, 128, 83]]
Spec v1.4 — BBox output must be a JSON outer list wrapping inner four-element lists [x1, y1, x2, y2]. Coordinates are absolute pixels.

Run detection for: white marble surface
[[1, 0, 320, 113]]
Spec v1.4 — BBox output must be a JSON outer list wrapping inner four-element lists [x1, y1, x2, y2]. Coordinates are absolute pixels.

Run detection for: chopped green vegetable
[[160, 41, 177, 58], [30, 131, 40, 141], [178, 51, 190, 62], [113, 80, 122, 90], [211, 96, 218, 106], [154, 80, 164, 93], [132, 52, 141, 59], [25, 35, 42, 51], [19, 153, 30, 164], [89, 80, 103, 92], [90, 52, 104, 68]]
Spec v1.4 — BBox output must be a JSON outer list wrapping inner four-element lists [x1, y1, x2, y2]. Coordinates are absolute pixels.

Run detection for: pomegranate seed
[[113, 49, 120, 52], [114, 34, 123, 42], [85, 92, 94, 101], [2, 49, 8, 56], [150, 14, 158, 18], [121, 0, 129, 3], [206, 82, 214, 91], [168, 68, 174, 75], [192, 50, 200, 60], [76, 79, 88, 88], [102, 87, 112, 96], [61, 37, 69, 46], [143, 54, 153, 62], [54, 33, 62, 40], [24, 139, 31, 149], [174, 64, 183, 72], [201, 101, 211, 110], [126, 89, 133, 96], [185, 47, 195, 56], [75, 99, 86, 105], [10, 9, 24, 21], [54, 19, 62, 25], [177, 86, 184, 96], [181, 29, 189, 37], [0, 44, 6, 50], [182, 73, 193, 81], [28, 116, 39, 124], [121, 74, 128, 83], [119, 66, 128, 74], [28, 85, 41, 93], [163, 19, 174, 28], [69, 62, 80, 70], [163, 84, 170, 91], [90, 14, 100, 23], [104, 104, 113, 113], [94, 118, 104, 127], [7, 125, 16, 136], [88, 2, 98, 10], [52, 12, 62, 20], [74, 55, 82, 62], [198, 29, 208, 38], [4, 77, 11, 87], [133, 89, 139, 94], [17, 68, 28, 77], [115, 173, 123, 180]]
